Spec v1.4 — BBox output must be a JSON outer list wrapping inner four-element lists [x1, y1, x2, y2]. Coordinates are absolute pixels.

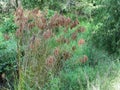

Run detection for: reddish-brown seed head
[[78, 39, 85, 46]]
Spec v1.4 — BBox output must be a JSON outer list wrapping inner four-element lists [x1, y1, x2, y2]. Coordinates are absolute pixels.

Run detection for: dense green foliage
[[22, 0, 64, 10], [92, 0, 120, 53], [0, 15, 17, 74], [0, 0, 120, 90], [0, 15, 17, 33]]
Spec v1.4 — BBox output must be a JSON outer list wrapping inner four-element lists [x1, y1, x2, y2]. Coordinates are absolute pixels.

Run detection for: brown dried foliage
[[46, 56, 55, 68], [77, 26, 86, 33], [13, 8, 90, 89], [15, 7, 80, 42], [80, 55, 88, 63], [43, 29, 52, 39], [29, 35, 41, 50], [62, 51, 71, 60], [71, 32, 77, 40], [70, 19, 79, 29], [14, 7, 88, 73], [78, 39, 85, 46], [49, 13, 71, 29], [54, 47, 60, 56]]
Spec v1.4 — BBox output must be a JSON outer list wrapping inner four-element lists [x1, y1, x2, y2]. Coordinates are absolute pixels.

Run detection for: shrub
[[22, 0, 64, 10], [92, 0, 120, 54], [0, 15, 17, 34], [0, 14, 17, 89], [0, 39, 17, 89], [14, 7, 87, 89]]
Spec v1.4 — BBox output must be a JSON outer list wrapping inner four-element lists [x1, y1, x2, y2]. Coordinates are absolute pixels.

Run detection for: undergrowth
[[0, 7, 120, 90]]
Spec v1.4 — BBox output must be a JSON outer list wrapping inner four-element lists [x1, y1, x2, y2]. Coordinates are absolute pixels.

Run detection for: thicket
[[0, 14, 18, 89], [92, 0, 120, 54], [14, 7, 88, 90], [0, 0, 120, 90], [21, 0, 96, 19], [22, 0, 64, 10]]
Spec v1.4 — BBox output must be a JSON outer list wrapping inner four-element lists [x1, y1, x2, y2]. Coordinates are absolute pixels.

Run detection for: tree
[[93, 0, 120, 53]]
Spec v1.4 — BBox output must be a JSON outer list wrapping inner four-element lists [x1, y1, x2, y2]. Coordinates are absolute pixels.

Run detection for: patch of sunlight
[[111, 71, 120, 90], [88, 69, 120, 90]]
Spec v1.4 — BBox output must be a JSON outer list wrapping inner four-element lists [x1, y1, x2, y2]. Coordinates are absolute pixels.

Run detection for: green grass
[[16, 18, 120, 90], [0, 10, 120, 90]]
